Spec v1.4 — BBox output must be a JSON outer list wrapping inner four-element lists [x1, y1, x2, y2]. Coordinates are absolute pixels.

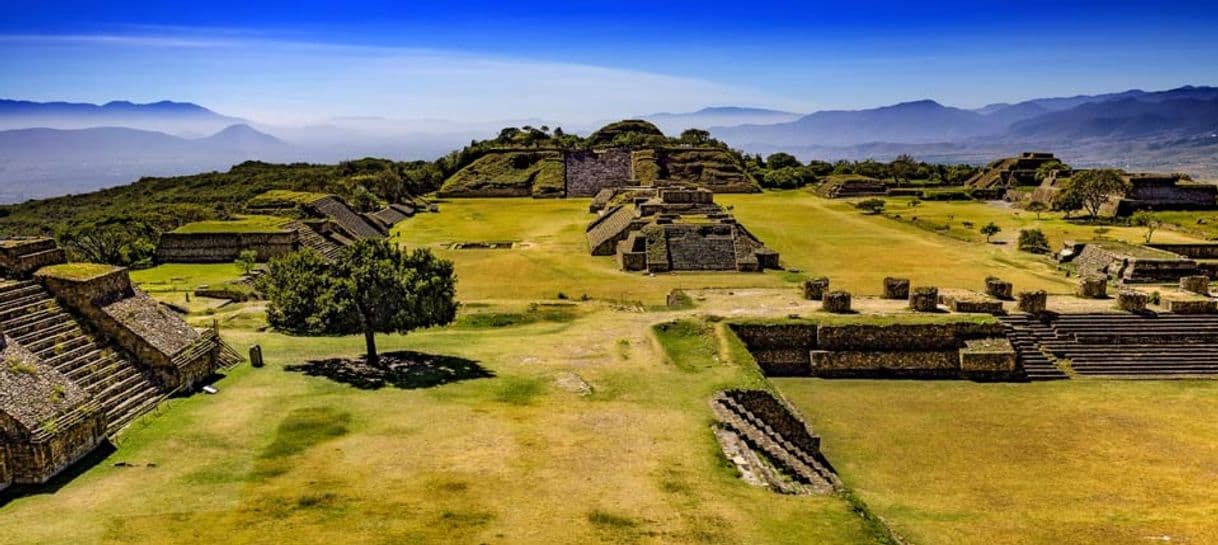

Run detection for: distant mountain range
[[641, 106, 802, 135], [712, 86, 1218, 177], [0, 99, 246, 135], [1, 87, 1217, 203], [0, 124, 300, 202]]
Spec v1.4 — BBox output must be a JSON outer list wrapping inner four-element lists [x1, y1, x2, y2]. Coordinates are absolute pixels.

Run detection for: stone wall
[[0, 239, 67, 278], [810, 350, 960, 378], [729, 324, 817, 376], [663, 224, 738, 271], [1148, 243, 1218, 259], [0, 443, 9, 491], [959, 338, 1017, 379], [816, 322, 1004, 351], [0, 410, 105, 485], [565, 149, 632, 197], [155, 232, 297, 263]]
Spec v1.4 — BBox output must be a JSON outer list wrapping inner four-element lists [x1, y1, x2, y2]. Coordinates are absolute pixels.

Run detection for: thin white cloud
[[0, 32, 804, 125]]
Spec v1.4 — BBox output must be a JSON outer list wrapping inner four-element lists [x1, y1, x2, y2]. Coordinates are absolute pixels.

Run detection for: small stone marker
[[882, 277, 910, 299], [1076, 276, 1108, 299], [1117, 290, 1149, 313], [822, 290, 852, 313], [985, 276, 1013, 300], [909, 286, 939, 312], [1180, 275, 1210, 296], [1017, 290, 1047, 314], [249, 344, 264, 368], [803, 277, 829, 301]]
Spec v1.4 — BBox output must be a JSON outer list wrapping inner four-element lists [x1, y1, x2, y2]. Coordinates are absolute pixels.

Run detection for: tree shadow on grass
[[284, 350, 494, 390]]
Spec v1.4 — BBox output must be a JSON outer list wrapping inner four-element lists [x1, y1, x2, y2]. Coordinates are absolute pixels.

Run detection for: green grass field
[[0, 309, 885, 545], [393, 193, 1118, 303], [776, 379, 1218, 545], [171, 215, 292, 234], [10, 192, 1218, 544]]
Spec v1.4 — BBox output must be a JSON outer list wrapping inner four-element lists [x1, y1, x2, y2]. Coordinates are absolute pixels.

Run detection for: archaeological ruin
[[1059, 240, 1218, 283], [1029, 170, 1218, 217], [156, 191, 419, 264], [964, 152, 1061, 190], [0, 238, 239, 491], [585, 187, 779, 272]]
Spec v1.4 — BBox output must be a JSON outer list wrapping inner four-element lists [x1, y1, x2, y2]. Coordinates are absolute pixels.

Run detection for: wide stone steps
[[0, 279, 166, 436], [1001, 313, 1218, 378], [288, 222, 345, 261], [711, 394, 837, 493]]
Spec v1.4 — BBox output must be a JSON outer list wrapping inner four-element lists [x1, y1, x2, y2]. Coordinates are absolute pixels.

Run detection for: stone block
[[1169, 299, 1218, 314], [985, 276, 1013, 300], [1076, 276, 1108, 299], [249, 345, 264, 368], [1017, 290, 1047, 313], [803, 277, 829, 301], [882, 277, 910, 299], [1116, 290, 1149, 312], [822, 290, 852, 314], [909, 286, 939, 312], [1180, 275, 1210, 296]]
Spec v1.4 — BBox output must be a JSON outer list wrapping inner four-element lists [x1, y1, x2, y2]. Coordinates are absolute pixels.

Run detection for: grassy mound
[[439, 151, 565, 197], [171, 214, 293, 234]]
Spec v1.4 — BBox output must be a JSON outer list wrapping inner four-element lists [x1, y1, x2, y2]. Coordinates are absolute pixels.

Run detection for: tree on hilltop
[[764, 152, 801, 170], [259, 239, 457, 367]]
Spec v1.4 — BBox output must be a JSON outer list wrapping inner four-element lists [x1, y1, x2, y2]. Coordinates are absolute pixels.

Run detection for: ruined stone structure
[[1076, 276, 1108, 298], [1029, 171, 1217, 217], [0, 239, 240, 490], [710, 389, 840, 494], [1064, 241, 1204, 284], [815, 176, 888, 198], [1001, 314, 1218, 378], [157, 193, 416, 264], [985, 277, 1013, 300], [585, 188, 779, 272], [965, 152, 1060, 190], [440, 141, 761, 199], [1181, 275, 1211, 296], [938, 289, 1004, 314], [564, 149, 633, 197], [730, 320, 1014, 380], [155, 231, 297, 263], [1117, 290, 1149, 312]]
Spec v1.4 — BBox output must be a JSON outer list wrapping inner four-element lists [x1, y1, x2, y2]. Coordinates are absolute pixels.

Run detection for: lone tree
[[764, 152, 802, 170], [855, 198, 886, 215], [258, 239, 457, 367], [1025, 200, 1047, 220], [1067, 169, 1128, 220], [981, 222, 1002, 242], [1131, 210, 1163, 243], [235, 249, 258, 276], [1018, 228, 1050, 254]]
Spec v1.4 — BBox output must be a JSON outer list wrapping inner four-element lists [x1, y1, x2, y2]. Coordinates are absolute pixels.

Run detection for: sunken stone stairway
[[1000, 315, 1069, 381], [710, 392, 839, 494], [1001, 313, 1218, 378], [0, 279, 165, 435]]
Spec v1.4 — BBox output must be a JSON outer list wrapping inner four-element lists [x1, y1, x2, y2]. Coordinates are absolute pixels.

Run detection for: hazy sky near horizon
[[2, 0, 1216, 124]]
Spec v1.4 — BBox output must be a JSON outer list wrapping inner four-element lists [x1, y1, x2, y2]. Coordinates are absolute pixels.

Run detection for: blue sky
[[1, 0, 1216, 124]]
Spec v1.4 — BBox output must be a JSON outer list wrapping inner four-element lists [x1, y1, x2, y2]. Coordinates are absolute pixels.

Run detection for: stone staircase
[[288, 222, 345, 261], [1000, 315, 1070, 381], [1001, 313, 1218, 378], [0, 279, 165, 435], [710, 392, 838, 494]]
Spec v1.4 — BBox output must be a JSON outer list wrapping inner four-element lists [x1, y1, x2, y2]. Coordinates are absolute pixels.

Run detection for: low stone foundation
[[940, 291, 1004, 314], [1169, 299, 1218, 314], [959, 338, 1018, 379], [155, 231, 296, 263], [810, 350, 960, 378], [1181, 275, 1210, 296]]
